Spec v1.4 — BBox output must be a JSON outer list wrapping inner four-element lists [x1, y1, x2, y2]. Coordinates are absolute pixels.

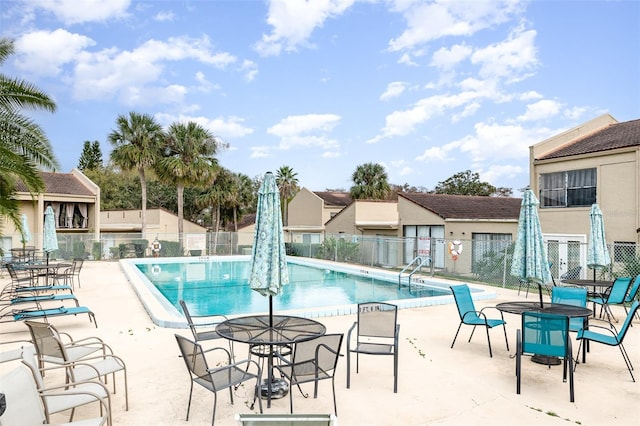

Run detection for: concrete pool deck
[[1, 260, 638, 425]]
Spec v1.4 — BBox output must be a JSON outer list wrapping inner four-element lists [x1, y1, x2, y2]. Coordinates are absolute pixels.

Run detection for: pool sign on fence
[[418, 236, 431, 257]]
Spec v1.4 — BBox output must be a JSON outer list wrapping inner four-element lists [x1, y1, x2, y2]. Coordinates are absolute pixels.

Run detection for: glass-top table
[[216, 315, 326, 407]]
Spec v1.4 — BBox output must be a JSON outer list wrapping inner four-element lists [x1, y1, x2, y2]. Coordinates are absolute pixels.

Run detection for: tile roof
[[399, 193, 522, 220], [538, 118, 640, 160], [313, 191, 353, 206], [15, 171, 94, 196]]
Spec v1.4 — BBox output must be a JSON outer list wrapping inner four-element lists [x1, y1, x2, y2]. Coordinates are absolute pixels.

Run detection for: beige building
[[286, 189, 352, 243], [530, 113, 640, 278], [324, 200, 398, 236], [398, 193, 522, 272], [1, 170, 100, 257]]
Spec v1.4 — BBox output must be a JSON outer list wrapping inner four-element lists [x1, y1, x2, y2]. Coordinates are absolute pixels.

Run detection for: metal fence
[[3, 232, 639, 292]]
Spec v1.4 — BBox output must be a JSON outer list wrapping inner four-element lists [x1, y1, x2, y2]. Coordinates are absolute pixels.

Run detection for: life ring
[[448, 240, 463, 261], [151, 241, 162, 252], [151, 265, 161, 276]]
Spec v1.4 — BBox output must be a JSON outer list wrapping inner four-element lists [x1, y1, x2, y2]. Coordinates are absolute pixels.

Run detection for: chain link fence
[[3, 231, 639, 292]]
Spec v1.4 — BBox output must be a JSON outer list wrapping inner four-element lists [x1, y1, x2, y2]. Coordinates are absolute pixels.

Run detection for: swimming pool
[[120, 256, 496, 328]]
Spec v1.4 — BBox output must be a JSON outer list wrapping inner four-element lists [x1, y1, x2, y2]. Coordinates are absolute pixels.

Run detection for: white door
[[544, 234, 586, 280]]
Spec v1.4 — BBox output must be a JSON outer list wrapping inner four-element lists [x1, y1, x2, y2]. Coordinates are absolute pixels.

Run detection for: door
[[544, 234, 586, 280]]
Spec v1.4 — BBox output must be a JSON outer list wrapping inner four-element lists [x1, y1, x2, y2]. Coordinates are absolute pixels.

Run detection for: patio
[[1, 261, 638, 425]]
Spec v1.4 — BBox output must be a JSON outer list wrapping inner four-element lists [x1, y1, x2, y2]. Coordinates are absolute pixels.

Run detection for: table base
[[260, 378, 289, 399], [531, 355, 562, 366]]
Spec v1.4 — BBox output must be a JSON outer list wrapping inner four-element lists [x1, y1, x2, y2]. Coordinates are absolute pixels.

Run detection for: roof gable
[[400, 193, 521, 220], [538, 118, 640, 160], [15, 171, 94, 196], [313, 191, 352, 206]]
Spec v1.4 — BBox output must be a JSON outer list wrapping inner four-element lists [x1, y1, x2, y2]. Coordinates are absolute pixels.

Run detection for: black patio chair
[[273, 333, 343, 415], [174, 334, 262, 425]]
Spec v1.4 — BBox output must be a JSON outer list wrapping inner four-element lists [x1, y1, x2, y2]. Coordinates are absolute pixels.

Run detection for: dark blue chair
[[450, 284, 508, 357], [516, 311, 574, 402], [588, 277, 633, 322], [551, 287, 587, 333], [575, 300, 639, 382]]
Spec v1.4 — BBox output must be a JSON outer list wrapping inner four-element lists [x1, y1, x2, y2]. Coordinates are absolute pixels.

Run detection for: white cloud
[[268, 114, 341, 150], [479, 164, 525, 186], [254, 0, 356, 56], [518, 99, 562, 122], [240, 60, 259, 82], [194, 72, 221, 93], [380, 82, 408, 101], [70, 36, 236, 103], [156, 113, 254, 140], [431, 43, 472, 70], [154, 11, 175, 22], [14, 29, 95, 76], [29, 0, 130, 25], [416, 142, 459, 162], [388, 0, 524, 52], [563, 106, 588, 120], [250, 146, 271, 159], [471, 26, 538, 81]]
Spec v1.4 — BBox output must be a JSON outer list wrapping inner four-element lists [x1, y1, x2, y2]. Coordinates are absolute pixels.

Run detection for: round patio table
[[496, 301, 592, 365], [216, 315, 326, 408]]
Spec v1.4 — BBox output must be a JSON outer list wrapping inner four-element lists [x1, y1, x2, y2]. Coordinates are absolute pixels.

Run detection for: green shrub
[[314, 237, 359, 262]]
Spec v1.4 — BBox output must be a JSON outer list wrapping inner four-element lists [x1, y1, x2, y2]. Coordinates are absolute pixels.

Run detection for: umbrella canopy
[[249, 172, 289, 313], [20, 214, 31, 246], [587, 204, 611, 278], [511, 189, 552, 306], [43, 206, 59, 259]]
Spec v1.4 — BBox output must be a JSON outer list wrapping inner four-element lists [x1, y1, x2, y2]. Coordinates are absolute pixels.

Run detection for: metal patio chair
[[346, 302, 400, 393], [589, 276, 633, 322], [450, 284, 508, 357]]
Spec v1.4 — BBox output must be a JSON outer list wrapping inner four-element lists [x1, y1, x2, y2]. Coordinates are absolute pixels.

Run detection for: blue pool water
[[134, 259, 450, 317]]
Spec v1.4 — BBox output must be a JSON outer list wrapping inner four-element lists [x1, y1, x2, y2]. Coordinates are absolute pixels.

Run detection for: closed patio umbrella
[[587, 204, 610, 281], [511, 189, 552, 308], [43, 206, 58, 265], [20, 213, 31, 250], [249, 171, 289, 327]]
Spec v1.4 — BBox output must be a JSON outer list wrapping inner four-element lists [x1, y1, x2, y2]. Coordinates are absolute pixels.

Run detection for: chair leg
[[346, 348, 351, 389], [484, 326, 493, 357], [567, 354, 575, 402], [450, 322, 463, 349], [618, 343, 635, 382], [186, 382, 194, 421], [502, 323, 510, 352], [516, 331, 522, 395], [393, 351, 398, 393]]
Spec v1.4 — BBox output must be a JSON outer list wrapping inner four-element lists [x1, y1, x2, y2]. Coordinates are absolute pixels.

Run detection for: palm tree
[[108, 112, 164, 240], [0, 37, 58, 237], [350, 162, 391, 200], [156, 121, 219, 253], [275, 165, 299, 226]]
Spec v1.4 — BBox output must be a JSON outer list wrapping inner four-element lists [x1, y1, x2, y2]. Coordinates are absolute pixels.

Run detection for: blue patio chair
[[622, 275, 640, 320], [551, 287, 587, 333], [450, 284, 508, 357], [588, 276, 633, 322], [516, 311, 574, 402], [575, 300, 639, 382]]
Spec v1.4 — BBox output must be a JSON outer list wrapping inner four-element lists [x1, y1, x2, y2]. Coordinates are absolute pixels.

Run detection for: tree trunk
[[139, 167, 147, 240]]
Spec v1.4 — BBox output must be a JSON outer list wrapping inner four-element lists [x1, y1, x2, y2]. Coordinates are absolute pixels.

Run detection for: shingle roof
[[15, 172, 94, 196], [538, 118, 640, 160], [313, 191, 353, 206], [399, 193, 522, 220]]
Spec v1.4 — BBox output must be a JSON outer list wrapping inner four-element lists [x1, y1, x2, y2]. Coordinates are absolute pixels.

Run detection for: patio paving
[[1, 261, 638, 425]]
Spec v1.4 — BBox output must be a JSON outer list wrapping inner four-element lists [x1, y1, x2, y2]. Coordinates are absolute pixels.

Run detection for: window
[[539, 168, 596, 207]]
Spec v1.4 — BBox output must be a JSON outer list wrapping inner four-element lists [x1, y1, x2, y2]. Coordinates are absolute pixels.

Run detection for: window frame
[[539, 168, 596, 208]]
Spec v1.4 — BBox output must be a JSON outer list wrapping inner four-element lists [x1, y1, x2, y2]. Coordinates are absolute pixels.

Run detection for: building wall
[[533, 148, 639, 244], [287, 188, 324, 228]]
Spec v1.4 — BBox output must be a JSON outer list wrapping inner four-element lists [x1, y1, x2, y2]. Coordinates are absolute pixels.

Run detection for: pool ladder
[[398, 256, 431, 291]]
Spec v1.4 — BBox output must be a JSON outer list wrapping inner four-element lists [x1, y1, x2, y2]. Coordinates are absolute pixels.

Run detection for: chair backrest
[[0, 364, 46, 425], [24, 320, 67, 363], [179, 299, 201, 339], [521, 311, 569, 358], [607, 277, 633, 304], [72, 258, 84, 274], [560, 266, 582, 280], [356, 302, 398, 339], [450, 285, 479, 322], [293, 334, 343, 375], [614, 301, 640, 344], [174, 334, 210, 381], [552, 287, 587, 331], [623, 275, 640, 303], [20, 344, 46, 389]]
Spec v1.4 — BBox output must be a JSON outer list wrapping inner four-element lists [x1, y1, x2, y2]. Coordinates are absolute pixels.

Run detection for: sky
[[2, 0, 639, 194]]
